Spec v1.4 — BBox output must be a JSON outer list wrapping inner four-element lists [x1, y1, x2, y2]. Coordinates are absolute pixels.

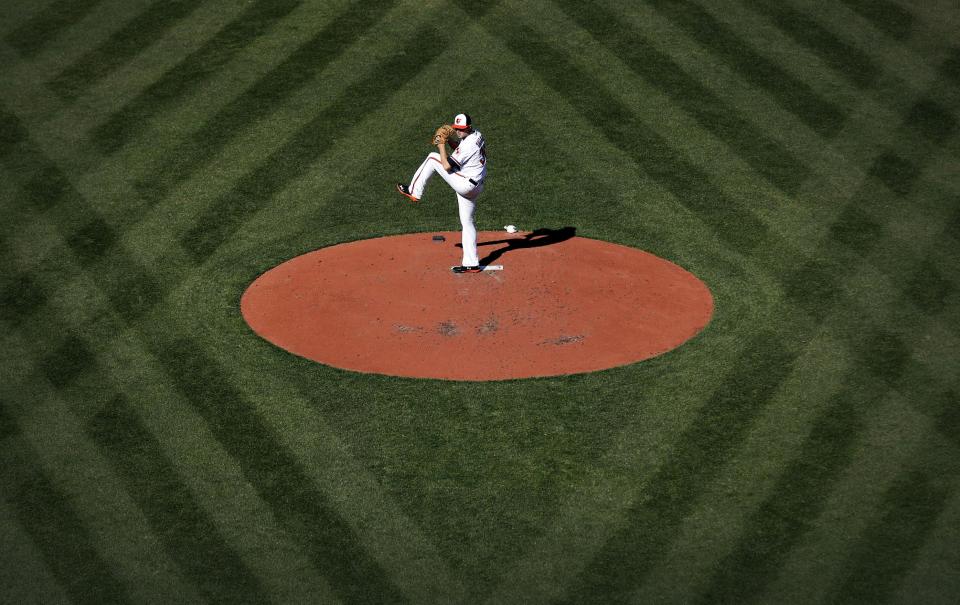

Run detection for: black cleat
[[396, 183, 419, 202], [452, 265, 483, 273]]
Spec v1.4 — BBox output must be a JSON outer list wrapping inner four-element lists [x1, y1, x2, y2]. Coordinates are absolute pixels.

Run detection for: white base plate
[[451, 265, 503, 272]]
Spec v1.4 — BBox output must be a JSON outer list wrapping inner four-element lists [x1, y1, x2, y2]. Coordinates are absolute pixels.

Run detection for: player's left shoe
[[396, 183, 419, 202]]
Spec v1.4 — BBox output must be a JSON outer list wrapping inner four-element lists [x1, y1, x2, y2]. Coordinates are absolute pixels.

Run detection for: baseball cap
[[452, 113, 472, 130]]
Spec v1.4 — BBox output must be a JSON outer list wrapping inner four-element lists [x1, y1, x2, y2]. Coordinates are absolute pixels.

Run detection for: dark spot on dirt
[[477, 315, 499, 335], [540, 334, 585, 346], [438, 321, 459, 337]]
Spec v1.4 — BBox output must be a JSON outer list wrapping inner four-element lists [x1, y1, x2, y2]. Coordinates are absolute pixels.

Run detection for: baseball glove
[[432, 124, 454, 146]]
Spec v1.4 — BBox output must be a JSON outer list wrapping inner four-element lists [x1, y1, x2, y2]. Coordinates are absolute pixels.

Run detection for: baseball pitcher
[[397, 113, 488, 273]]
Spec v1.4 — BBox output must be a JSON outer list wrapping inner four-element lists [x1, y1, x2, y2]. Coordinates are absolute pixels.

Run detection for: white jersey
[[449, 130, 487, 182]]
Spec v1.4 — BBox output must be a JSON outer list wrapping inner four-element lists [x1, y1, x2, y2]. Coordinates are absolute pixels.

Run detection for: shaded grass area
[[90, 0, 304, 154], [697, 387, 872, 604], [833, 466, 952, 603], [88, 397, 270, 603], [644, 0, 847, 136], [132, 0, 401, 204], [4, 0, 104, 58], [552, 0, 811, 195], [0, 105, 164, 325], [742, 0, 880, 89], [838, 0, 914, 40], [3, 440, 127, 604], [148, 336, 408, 604], [49, 0, 208, 100], [1, 0, 959, 603], [558, 333, 797, 603]]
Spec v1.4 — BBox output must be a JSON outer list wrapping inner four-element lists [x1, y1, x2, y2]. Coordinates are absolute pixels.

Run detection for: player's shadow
[[456, 226, 577, 265]]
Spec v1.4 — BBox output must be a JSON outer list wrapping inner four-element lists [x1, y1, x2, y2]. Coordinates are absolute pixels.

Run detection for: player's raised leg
[[406, 152, 441, 200], [405, 152, 477, 200]]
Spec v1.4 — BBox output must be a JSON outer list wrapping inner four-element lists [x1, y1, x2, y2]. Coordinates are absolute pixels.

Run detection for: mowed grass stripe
[[0, 106, 29, 158], [814, 94, 956, 224], [6, 0, 362, 233], [485, 90, 731, 260], [691, 0, 885, 109], [930, 391, 960, 450], [943, 46, 960, 84], [551, 0, 809, 195], [832, 467, 953, 602], [838, 0, 914, 40], [36, 0, 268, 152], [644, 0, 846, 137], [90, 0, 304, 154], [1, 218, 342, 603], [0, 108, 352, 601], [893, 468, 960, 602], [605, 1, 891, 194], [763, 115, 960, 600], [88, 396, 271, 604], [0, 402, 17, 440], [485, 11, 769, 252], [0, 347, 209, 602], [756, 396, 933, 604], [0, 102, 88, 206], [0, 495, 74, 604], [778, 242, 945, 409], [7, 284, 341, 601], [741, 0, 880, 89], [695, 386, 872, 603], [825, 125, 958, 392], [135, 0, 400, 206], [777, 119, 958, 361], [620, 328, 851, 604], [102, 331, 349, 603], [0, 105, 164, 324], [48, 0, 208, 100], [780, 253, 940, 409], [3, 0, 104, 58], [557, 333, 796, 603], [0, 272, 46, 326], [151, 337, 407, 604], [2, 438, 127, 604], [751, 51, 959, 348], [785, 0, 936, 97], [180, 19, 453, 262]]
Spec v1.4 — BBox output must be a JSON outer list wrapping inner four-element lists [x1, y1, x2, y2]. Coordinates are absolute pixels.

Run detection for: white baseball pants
[[409, 152, 484, 266]]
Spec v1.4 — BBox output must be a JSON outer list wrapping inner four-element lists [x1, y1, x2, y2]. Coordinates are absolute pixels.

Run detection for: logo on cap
[[452, 113, 472, 130]]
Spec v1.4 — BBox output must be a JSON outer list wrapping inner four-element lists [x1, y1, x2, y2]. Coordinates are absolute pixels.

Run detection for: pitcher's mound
[[241, 230, 713, 380]]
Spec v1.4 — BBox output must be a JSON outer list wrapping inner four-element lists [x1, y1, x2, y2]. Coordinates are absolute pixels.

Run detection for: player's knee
[[428, 152, 441, 161]]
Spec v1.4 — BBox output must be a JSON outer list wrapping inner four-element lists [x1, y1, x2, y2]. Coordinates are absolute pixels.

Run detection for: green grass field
[[1, 0, 959, 602]]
